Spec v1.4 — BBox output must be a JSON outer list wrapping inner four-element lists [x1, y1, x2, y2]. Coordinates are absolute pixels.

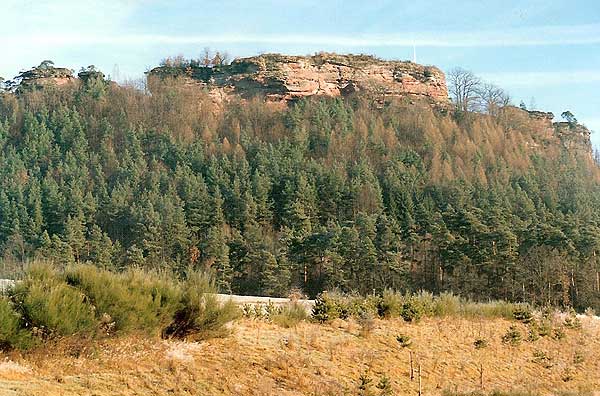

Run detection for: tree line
[[0, 62, 599, 311]]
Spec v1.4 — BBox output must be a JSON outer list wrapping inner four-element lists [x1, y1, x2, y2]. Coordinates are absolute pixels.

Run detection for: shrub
[[12, 263, 96, 337], [563, 309, 581, 330], [532, 350, 553, 368], [474, 338, 488, 349], [377, 290, 403, 318], [502, 325, 522, 346], [552, 326, 566, 340], [460, 300, 517, 319], [164, 271, 239, 340], [65, 264, 183, 335], [0, 297, 33, 350], [400, 299, 424, 322], [396, 334, 412, 348], [411, 291, 435, 316], [312, 292, 342, 323], [357, 370, 373, 396], [357, 310, 375, 337], [513, 304, 533, 323], [272, 301, 309, 328], [527, 325, 540, 342], [433, 292, 462, 317], [376, 375, 393, 396]]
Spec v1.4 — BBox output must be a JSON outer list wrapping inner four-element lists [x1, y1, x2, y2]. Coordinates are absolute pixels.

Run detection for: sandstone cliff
[[148, 53, 449, 105], [16, 64, 75, 93], [521, 109, 592, 154]]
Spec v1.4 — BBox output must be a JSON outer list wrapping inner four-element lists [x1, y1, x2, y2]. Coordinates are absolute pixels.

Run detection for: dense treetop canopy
[[0, 67, 598, 311]]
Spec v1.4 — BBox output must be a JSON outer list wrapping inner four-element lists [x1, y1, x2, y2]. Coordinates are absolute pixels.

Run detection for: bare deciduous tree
[[448, 67, 481, 112], [476, 82, 510, 116]]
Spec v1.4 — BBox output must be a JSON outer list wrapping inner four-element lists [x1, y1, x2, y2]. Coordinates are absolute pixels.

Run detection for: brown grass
[[0, 316, 599, 396]]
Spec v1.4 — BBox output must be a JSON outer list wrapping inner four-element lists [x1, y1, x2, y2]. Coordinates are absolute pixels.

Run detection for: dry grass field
[[0, 315, 599, 396]]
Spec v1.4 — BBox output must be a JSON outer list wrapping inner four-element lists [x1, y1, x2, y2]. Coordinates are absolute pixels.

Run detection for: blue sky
[[2, 0, 600, 146]]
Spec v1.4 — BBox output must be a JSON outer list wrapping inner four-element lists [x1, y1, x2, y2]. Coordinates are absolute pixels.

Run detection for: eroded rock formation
[[16, 64, 75, 93], [148, 53, 449, 105], [524, 109, 592, 154]]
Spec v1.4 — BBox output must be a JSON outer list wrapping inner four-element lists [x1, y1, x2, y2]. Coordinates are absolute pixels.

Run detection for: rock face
[[16, 64, 75, 93], [148, 53, 449, 105], [523, 109, 592, 154], [554, 121, 592, 153]]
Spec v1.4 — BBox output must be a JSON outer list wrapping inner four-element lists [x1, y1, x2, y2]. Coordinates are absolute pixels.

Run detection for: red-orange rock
[[149, 53, 449, 105]]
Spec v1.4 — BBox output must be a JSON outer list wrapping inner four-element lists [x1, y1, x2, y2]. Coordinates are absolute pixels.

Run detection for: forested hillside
[[0, 61, 599, 311]]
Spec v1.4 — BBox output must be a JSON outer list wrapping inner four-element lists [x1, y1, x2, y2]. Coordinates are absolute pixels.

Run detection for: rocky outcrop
[[522, 109, 592, 154], [16, 63, 75, 93], [148, 53, 449, 105], [554, 122, 592, 153]]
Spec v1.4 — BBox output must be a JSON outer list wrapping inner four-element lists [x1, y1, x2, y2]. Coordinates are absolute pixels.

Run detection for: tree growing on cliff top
[[561, 111, 577, 126], [448, 68, 510, 115], [448, 67, 481, 112]]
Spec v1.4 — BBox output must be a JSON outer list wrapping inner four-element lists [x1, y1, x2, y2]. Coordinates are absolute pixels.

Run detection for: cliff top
[[149, 52, 449, 104]]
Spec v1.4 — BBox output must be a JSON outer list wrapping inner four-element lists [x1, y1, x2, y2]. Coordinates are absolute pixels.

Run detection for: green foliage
[[0, 297, 33, 350], [532, 349, 554, 368], [164, 271, 239, 340], [513, 305, 534, 323], [552, 326, 566, 340], [400, 300, 425, 322], [376, 375, 393, 396], [3, 263, 242, 348], [357, 370, 374, 396], [563, 309, 582, 329], [12, 263, 97, 336], [271, 301, 309, 328], [396, 334, 412, 348], [311, 292, 342, 323], [502, 325, 523, 346], [474, 338, 488, 349], [65, 264, 182, 335], [357, 309, 376, 337], [0, 70, 599, 312]]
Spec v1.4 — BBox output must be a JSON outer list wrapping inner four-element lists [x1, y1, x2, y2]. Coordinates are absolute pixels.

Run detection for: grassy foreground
[[0, 314, 599, 396]]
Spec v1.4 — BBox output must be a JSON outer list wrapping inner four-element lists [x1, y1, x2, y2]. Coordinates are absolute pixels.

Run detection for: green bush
[[164, 271, 239, 340], [400, 299, 425, 322], [0, 263, 246, 348], [532, 349, 553, 368], [460, 300, 517, 319], [474, 338, 488, 349], [0, 297, 33, 350], [65, 264, 182, 335], [377, 290, 403, 318], [272, 301, 309, 328], [502, 325, 522, 346], [433, 292, 462, 317], [312, 292, 342, 323], [563, 309, 582, 329], [12, 263, 96, 337], [411, 291, 435, 316], [396, 334, 412, 348], [552, 326, 566, 340], [513, 304, 534, 323], [357, 310, 375, 337]]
